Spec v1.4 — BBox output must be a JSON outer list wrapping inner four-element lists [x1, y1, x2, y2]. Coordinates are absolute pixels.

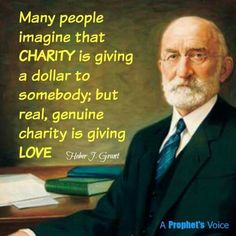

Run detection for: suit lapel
[[134, 118, 171, 235], [151, 97, 227, 234]]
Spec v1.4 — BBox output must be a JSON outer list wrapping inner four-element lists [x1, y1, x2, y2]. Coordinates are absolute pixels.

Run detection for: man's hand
[[8, 230, 30, 236]]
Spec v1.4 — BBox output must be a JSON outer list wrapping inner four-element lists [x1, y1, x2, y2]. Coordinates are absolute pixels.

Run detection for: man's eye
[[191, 52, 206, 60], [166, 54, 178, 61]]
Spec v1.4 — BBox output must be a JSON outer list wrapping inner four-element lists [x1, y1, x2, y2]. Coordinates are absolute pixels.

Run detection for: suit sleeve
[[32, 132, 141, 236]]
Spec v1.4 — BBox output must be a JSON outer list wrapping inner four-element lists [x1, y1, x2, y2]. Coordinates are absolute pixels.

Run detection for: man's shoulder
[[218, 98, 236, 131], [214, 97, 236, 121]]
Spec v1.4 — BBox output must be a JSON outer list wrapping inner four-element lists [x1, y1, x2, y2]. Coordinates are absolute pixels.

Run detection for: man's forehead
[[162, 38, 210, 53], [161, 18, 218, 53]]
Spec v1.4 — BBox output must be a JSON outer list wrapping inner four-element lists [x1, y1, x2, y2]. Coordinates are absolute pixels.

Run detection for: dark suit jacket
[[33, 97, 236, 236]]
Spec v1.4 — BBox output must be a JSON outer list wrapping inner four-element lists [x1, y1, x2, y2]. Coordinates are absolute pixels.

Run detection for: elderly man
[[11, 16, 235, 236]]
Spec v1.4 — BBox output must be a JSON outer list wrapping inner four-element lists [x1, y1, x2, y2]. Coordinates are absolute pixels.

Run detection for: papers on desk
[[13, 196, 58, 209], [0, 173, 63, 209]]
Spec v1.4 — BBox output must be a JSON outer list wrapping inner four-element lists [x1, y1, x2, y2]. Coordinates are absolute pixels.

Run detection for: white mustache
[[166, 77, 197, 91]]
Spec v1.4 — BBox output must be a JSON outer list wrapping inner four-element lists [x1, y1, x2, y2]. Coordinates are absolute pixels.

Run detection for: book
[[45, 177, 114, 196], [67, 166, 123, 178]]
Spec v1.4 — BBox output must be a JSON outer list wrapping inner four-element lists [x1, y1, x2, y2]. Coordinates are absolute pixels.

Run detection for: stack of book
[[45, 166, 123, 196]]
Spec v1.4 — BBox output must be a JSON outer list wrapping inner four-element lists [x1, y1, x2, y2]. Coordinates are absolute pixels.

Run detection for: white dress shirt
[[160, 95, 217, 157], [20, 96, 217, 236]]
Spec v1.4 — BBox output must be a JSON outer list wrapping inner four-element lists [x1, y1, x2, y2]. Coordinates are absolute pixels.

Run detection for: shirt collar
[[170, 95, 218, 136]]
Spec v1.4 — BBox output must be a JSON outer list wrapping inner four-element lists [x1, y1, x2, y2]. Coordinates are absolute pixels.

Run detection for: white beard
[[162, 70, 221, 110]]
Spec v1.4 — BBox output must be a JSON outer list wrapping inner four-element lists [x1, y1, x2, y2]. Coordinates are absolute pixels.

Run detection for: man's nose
[[176, 56, 193, 79]]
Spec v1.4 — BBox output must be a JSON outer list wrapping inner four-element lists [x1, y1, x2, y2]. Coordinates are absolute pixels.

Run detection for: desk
[[0, 166, 102, 235]]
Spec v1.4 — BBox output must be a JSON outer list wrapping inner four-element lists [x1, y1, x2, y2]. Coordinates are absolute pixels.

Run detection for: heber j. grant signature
[[65, 151, 120, 162]]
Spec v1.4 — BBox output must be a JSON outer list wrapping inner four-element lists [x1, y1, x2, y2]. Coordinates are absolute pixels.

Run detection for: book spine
[[45, 180, 89, 196], [67, 173, 116, 178]]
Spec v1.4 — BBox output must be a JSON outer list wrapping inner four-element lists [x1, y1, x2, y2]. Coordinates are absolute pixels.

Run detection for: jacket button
[[151, 191, 157, 198], [141, 229, 147, 235], [148, 212, 153, 219]]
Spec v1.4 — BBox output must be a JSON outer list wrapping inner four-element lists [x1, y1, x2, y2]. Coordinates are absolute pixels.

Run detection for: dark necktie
[[155, 118, 186, 183]]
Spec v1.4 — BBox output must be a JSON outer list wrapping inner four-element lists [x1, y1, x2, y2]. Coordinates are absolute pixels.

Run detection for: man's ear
[[157, 59, 162, 72], [219, 56, 234, 83]]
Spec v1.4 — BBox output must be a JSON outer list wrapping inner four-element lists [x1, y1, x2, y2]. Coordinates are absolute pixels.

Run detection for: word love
[[19, 146, 52, 158]]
